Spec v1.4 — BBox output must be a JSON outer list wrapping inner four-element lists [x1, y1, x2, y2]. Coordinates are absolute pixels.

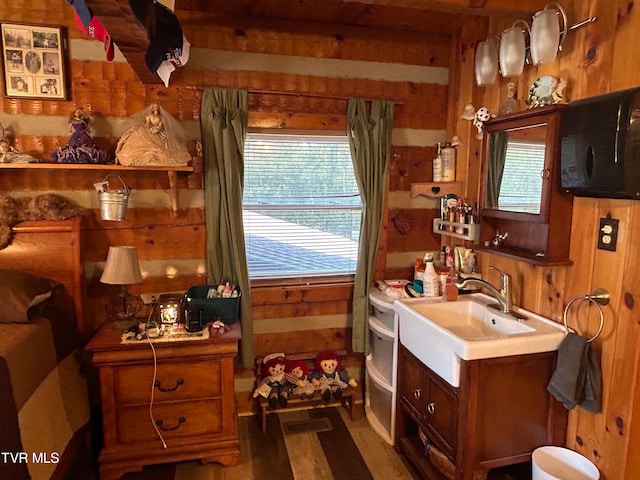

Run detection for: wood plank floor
[[114, 405, 533, 480], [72, 405, 534, 479]]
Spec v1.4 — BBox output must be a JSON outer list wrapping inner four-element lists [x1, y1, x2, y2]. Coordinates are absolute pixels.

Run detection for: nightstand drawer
[[114, 360, 222, 404], [116, 398, 223, 444]]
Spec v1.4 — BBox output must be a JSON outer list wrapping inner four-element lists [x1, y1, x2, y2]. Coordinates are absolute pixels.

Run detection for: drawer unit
[[87, 323, 242, 480], [367, 371, 394, 435], [369, 318, 394, 383]]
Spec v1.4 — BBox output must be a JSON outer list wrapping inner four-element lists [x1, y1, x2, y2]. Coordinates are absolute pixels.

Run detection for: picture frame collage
[[1, 22, 67, 100]]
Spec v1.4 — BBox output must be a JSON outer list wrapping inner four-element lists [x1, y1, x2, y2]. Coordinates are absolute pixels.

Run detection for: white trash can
[[532, 446, 599, 480]]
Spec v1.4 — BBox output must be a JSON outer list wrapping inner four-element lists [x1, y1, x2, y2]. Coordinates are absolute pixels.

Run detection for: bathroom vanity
[[394, 295, 568, 479]]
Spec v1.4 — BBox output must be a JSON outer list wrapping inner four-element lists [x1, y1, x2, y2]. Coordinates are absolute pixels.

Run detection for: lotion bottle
[[433, 143, 443, 182], [422, 253, 440, 297]]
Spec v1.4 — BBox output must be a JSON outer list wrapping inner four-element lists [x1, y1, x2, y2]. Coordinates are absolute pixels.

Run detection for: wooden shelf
[[473, 244, 573, 266], [432, 218, 479, 241], [410, 182, 463, 198], [3, 163, 197, 218]]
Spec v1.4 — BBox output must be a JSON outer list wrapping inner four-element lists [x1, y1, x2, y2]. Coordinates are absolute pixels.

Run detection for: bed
[[0, 216, 91, 480]]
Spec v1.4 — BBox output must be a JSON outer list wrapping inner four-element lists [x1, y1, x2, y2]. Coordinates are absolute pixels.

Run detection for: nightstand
[[86, 322, 242, 480]]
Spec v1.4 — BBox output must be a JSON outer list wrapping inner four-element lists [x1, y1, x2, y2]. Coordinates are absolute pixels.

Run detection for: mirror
[[480, 107, 560, 224], [485, 124, 547, 214]]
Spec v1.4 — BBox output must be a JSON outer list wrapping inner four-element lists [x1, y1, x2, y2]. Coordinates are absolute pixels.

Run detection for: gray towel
[[547, 332, 602, 414]]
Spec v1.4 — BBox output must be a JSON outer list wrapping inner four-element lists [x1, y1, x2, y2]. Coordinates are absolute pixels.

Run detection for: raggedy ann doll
[[286, 359, 316, 400], [310, 350, 357, 402], [253, 353, 300, 409]]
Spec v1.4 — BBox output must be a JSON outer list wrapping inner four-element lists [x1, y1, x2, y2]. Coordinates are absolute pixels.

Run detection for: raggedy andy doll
[[286, 359, 316, 400], [253, 353, 301, 409], [310, 350, 357, 402]]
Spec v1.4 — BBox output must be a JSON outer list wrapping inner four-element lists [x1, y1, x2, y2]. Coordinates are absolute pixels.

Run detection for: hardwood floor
[[73, 405, 534, 480]]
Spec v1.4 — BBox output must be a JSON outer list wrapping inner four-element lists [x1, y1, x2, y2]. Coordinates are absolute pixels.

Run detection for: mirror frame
[[479, 105, 565, 225]]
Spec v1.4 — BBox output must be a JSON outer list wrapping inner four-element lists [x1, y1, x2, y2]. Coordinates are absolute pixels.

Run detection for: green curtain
[[486, 131, 509, 209], [200, 87, 253, 367], [347, 98, 394, 354]]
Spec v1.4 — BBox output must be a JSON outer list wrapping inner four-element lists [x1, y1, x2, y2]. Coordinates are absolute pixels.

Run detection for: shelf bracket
[[167, 171, 179, 218]]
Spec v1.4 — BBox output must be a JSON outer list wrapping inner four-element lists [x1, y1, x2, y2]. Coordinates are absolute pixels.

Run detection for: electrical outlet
[[597, 215, 619, 251]]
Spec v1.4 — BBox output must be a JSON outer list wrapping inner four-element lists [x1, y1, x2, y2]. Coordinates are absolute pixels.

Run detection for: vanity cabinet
[[395, 344, 567, 480], [478, 105, 573, 265]]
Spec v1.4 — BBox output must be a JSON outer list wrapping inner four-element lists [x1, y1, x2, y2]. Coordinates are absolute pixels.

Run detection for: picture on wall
[[1, 23, 67, 100]]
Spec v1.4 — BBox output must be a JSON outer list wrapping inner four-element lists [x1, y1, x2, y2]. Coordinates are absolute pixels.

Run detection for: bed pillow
[[0, 269, 59, 324]]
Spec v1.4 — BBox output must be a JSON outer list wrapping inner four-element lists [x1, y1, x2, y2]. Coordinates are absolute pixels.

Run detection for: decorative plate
[[526, 76, 567, 108]]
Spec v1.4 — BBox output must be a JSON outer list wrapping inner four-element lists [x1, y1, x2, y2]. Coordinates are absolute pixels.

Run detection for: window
[[242, 133, 362, 279], [498, 139, 546, 214]]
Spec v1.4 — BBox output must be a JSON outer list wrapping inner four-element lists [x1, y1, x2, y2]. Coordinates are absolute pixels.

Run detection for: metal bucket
[[96, 174, 130, 221]]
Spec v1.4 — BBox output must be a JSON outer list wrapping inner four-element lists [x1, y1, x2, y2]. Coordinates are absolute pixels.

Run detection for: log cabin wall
[[0, 1, 485, 416], [464, 2, 640, 479]]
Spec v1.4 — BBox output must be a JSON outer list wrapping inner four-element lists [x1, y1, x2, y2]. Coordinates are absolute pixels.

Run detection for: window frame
[[243, 129, 361, 285]]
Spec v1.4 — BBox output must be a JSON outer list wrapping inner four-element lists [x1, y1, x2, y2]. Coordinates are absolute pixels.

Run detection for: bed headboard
[[0, 216, 88, 337]]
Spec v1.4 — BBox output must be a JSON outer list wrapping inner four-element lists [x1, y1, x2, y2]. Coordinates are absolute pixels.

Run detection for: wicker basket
[[427, 443, 455, 480]]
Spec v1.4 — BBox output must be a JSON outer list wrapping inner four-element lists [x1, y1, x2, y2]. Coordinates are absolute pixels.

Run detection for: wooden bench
[[254, 350, 355, 433]]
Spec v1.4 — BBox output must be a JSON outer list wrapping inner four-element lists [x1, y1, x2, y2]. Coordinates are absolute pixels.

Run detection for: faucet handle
[[489, 266, 511, 290]]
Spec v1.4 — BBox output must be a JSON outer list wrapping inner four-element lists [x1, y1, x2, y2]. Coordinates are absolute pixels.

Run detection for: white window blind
[[243, 133, 362, 279], [498, 140, 546, 214]]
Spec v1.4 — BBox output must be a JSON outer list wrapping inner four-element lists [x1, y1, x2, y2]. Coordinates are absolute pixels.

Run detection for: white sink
[[394, 293, 566, 387]]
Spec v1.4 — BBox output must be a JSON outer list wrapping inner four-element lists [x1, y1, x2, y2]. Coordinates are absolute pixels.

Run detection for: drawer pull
[[155, 416, 186, 431], [427, 402, 435, 414], [414, 389, 422, 399], [154, 378, 184, 392]]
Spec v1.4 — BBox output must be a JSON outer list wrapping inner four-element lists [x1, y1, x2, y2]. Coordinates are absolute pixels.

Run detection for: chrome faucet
[[455, 266, 527, 320]]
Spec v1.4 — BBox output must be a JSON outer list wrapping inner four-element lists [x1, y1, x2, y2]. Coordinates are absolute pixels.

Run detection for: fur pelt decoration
[[0, 193, 86, 249]]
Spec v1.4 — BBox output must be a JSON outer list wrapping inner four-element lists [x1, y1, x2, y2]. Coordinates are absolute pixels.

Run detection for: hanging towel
[[547, 332, 602, 413]]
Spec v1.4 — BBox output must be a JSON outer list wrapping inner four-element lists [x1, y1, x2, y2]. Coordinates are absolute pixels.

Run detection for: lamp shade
[[100, 246, 143, 285], [499, 22, 529, 77], [475, 38, 499, 86], [530, 3, 566, 65]]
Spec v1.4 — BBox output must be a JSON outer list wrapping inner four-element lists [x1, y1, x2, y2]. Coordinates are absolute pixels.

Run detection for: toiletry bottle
[[444, 267, 459, 301], [433, 143, 443, 182], [413, 258, 425, 294], [422, 253, 440, 297], [441, 143, 456, 182]]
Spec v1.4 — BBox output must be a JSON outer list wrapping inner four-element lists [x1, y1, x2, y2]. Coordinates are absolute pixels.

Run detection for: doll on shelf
[[115, 102, 191, 167], [286, 359, 316, 400], [0, 138, 37, 164], [51, 106, 111, 164], [310, 350, 357, 402], [253, 353, 301, 409]]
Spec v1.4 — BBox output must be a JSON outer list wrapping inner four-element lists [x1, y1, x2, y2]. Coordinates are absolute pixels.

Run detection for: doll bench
[[254, 350, 355, 433]]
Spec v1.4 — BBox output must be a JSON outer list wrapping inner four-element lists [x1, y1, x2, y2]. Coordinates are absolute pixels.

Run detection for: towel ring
[[563, 288, 609, 343]]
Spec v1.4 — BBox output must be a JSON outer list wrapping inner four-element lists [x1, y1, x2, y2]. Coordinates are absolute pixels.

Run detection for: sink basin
[[394, 293, 565, 387]]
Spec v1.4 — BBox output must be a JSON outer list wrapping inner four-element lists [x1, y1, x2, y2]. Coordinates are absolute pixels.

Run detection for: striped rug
[[120, 407, 412, 480]]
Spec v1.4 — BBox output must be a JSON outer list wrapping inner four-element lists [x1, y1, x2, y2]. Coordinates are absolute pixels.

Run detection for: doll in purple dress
[[52, 106, 111, 164]]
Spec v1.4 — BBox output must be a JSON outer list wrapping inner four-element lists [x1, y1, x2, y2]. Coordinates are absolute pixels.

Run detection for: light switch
[[597, 215, 619, 251]]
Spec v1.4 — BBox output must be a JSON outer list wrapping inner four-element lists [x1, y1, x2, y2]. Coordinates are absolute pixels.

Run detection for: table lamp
[[100, 246, 144, 329]]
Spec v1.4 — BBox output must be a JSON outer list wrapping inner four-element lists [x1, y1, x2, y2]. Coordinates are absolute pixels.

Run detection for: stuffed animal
[[473, 107, 495, 140], [0, 193, 86, 249], [310, 350, 357, 402], [253, 353, 300, 409], [286, 359, 316, 400]]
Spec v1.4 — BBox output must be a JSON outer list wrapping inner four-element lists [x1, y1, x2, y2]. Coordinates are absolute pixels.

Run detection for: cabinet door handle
[[155, 416, 186, 431], [154, 378, 184, 392], [413, 389, 422, 399], [427, 402, 435, 414]]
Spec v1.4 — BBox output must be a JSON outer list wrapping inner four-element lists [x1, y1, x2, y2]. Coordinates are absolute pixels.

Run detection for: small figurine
[[472, 107, 495, 140], [253, 353, 300, 409], [51, 106, 111, 164], [499, 82, 519, 115], [286, 359, 316, 400], [310, 350, 357, 402], [0, 138, 37, 164], [116, 102, 191, 167]]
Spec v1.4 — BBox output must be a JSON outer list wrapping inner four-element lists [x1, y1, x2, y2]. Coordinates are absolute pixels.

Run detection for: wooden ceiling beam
[[85, 0, 162, 84], [338, 0, 547, 16]]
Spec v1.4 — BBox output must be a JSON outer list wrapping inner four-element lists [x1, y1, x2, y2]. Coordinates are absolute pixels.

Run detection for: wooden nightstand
[[86, 322, 242, 480]]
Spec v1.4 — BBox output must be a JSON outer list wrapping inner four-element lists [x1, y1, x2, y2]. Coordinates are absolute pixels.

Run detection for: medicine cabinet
[[477, 105, 573, 265]]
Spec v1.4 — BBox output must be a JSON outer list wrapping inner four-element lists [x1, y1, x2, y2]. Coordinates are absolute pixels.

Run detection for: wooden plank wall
[[0, 1, 479, 415], [466, 2, 640, 479]]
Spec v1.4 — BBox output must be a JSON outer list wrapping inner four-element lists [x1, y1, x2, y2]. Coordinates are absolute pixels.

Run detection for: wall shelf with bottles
[[432, 218, 480, 242], [410, 181, 463, 199]]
